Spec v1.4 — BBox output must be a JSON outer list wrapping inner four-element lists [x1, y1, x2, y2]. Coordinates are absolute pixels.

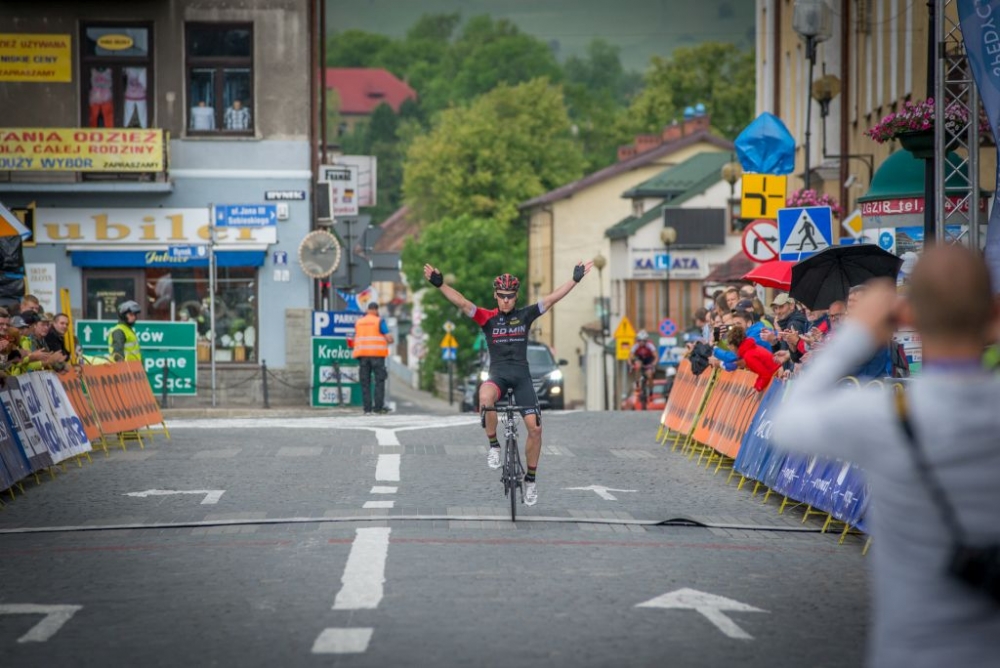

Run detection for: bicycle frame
[[481, 389, 535, 521]]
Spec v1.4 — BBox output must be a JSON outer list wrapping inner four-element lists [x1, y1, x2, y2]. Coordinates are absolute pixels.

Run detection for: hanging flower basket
[[865, 97, 992, 149], [786, 188, 843, 218], [896, 129, 936, 159]]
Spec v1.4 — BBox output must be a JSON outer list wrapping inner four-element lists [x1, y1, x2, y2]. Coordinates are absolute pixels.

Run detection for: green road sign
[[311, 337, 360, 407], [76, 320, 198, 396]]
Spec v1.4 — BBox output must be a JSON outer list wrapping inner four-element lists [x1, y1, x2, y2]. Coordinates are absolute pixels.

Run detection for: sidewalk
[[161, 370, 458, 419]]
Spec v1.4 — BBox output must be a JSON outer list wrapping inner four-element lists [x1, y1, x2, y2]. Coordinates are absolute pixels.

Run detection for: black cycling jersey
[[471, 302, 544, 368]]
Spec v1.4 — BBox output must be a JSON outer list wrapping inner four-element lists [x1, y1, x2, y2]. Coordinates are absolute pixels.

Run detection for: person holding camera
[[772, 244, 1000, 667]]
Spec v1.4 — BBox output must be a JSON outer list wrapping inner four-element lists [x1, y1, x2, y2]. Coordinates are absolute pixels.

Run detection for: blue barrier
[[729, 377, 871, 533], [0, 372, 92, 493]]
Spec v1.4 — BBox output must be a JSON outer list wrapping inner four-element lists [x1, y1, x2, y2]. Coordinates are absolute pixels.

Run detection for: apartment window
[[79, 24, 153, 128], [186, 23, 254, 135]]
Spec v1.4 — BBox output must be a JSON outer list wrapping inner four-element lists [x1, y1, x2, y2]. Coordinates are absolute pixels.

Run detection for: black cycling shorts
[[481, 366, 539, 417]]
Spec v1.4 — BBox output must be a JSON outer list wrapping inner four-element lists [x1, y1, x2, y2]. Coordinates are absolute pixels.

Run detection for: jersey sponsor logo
[[492, 325, 527, 338]]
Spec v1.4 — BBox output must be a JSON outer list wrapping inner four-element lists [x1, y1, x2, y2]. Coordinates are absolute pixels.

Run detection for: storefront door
[[83, 270, 144, 320]]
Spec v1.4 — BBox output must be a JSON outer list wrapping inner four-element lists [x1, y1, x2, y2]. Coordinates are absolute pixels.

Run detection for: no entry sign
[[741, 219, 780, 263]]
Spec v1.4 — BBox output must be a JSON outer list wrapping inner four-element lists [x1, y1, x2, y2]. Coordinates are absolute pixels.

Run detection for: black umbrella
[[789, 244, 903, 310]]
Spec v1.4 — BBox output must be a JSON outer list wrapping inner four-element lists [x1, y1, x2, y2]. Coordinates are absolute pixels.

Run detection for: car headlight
[[547, 369, 563, 381], [479, 370, 489, 382], [550, 386, 561, 395]]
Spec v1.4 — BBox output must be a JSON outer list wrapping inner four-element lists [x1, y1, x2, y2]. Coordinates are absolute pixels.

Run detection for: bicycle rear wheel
[[506, 436, 518, 522]]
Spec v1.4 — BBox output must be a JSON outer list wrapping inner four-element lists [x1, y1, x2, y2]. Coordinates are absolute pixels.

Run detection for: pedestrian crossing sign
[[778, 206, 832, 261]]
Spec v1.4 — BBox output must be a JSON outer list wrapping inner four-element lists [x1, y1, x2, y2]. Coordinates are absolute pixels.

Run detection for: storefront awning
[[70, 249, 266, 268]]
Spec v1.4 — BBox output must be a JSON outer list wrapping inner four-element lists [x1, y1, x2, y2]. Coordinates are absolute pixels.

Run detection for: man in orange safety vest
[[352, 301, 394, 415]]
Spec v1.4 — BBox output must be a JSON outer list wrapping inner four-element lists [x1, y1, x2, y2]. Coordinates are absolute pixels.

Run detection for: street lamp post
[[792, 0, 833, 191], [660, 226, 677, 324], [593, 252, 609, 411]]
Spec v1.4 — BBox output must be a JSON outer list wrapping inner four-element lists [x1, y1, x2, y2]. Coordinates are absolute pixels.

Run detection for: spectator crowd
[[0, 294, 73, 379], [684, 281, 911, 392]]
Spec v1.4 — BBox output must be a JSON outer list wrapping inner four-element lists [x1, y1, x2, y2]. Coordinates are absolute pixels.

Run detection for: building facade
[[0, 0, 319, 405], [522, 116, 731, 409]]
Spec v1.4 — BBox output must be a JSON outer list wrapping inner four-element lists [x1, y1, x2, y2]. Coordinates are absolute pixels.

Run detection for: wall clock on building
[[297, 229, 342, 279]]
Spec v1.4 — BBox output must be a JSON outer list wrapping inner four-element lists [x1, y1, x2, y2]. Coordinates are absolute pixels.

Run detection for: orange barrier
[[660, 359, 715, 436], [56, 367, 103, 444], [690, 369, 762, 459], [123, 361, 165, 427]]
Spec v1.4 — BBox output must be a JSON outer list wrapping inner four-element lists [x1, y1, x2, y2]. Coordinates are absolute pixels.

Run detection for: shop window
[[144, 267, 259, 363], [79, 24, 154, 129], [186, 23, 254, 135]]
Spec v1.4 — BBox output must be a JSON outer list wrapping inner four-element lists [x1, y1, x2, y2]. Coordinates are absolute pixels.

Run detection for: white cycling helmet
[[636, 330, 649, 341]]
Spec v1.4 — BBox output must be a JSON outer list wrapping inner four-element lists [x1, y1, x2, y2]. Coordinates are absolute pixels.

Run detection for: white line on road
[[375, 454, 400, 481], [333, 527, 391, 610], [374, 429, 400, 446], [564, 485, 637, 501], [363, 500, 395, 509], [311, 628, 373, 654], [123, 489, 225, 505], [0, 604, 83, 643], [370, 486, 398, 494]]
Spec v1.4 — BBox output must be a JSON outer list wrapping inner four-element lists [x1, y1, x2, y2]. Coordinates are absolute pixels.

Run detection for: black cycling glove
[[429, 270, 444, 288], [572, 264, 585, 283]]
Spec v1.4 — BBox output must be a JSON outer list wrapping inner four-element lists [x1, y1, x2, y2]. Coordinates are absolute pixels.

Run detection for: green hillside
[[325, 0, 755, 73]]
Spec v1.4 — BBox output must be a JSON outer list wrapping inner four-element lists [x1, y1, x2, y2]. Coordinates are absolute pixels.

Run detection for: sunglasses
[[496, 292, 517, 301]]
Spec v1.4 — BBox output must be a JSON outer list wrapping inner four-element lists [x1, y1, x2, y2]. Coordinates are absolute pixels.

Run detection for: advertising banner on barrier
[[733, 381, 785, 481], [0, 381, 53, 471], [27, 373, 91, 460], [17, 374, 72, 464], [0, 402, 30, 488]]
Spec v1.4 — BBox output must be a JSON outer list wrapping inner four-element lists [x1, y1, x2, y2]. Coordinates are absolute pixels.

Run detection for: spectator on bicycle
[[629, 330, 658, 403], [423, 261, 592, 507]]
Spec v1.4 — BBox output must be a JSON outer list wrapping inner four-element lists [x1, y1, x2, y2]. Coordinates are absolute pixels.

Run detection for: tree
[[325, 30, 393, 67], [420, 15, 564, 113], [401, 215, 526, 390], [622, 42, 755, 139], [403, 78, 585, 225]]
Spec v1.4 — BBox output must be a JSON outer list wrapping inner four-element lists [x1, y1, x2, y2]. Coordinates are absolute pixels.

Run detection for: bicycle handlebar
[[481, 404, 534, 413]]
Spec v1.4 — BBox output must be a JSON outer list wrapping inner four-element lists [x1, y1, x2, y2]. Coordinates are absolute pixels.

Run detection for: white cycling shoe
[[487, 447, 501, 469], [524, 482, 538, 506]]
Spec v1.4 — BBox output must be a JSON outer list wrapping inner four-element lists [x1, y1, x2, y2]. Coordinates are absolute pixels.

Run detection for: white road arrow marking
[[636, 588, 767, 639], [0, 604, 83, 643], [563, 485, 637, 501], [123, 489, 225, 505]]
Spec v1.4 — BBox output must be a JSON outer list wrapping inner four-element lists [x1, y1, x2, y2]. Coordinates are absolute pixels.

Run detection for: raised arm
[[423, 264, 474, 314], [541, 260, 592, 312]]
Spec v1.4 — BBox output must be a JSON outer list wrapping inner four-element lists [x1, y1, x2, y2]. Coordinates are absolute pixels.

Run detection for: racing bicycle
[[481, 389, 536, 521]]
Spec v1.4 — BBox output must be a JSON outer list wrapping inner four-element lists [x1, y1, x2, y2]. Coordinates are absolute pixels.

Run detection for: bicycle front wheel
[[506, 437, 518, 522]]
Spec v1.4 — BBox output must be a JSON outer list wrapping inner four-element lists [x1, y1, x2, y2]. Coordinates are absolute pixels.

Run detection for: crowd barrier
[[658, 362, 874, 547], [0, 361, 169, 500]]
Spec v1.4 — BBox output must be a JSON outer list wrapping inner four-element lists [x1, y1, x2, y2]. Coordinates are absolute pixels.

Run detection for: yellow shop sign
[[96, 34, 134, 51], [0, 33, 72, 82], [0, 128, 164, 172]]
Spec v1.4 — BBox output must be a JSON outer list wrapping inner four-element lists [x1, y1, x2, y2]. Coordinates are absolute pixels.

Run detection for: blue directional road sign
[[215, 204, 278, 227], [167, 245, 207, 259], [312, 310, 363, 337], [778, 206, 833, 261], [878, 230, 895, 251]]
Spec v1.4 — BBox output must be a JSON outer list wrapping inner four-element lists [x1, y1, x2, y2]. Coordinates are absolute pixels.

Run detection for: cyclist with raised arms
[[423, 261, 592, 506]]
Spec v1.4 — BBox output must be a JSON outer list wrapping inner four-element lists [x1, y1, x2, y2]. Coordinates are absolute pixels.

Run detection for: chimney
[[661, 122, 682, 142], [634, 133, 662, 154], [617, 144, 638, 162], [683, 114, 711, 134]]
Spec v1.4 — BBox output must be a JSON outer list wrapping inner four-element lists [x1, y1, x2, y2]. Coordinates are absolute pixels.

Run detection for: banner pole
[[209, 204, 217, 407]]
